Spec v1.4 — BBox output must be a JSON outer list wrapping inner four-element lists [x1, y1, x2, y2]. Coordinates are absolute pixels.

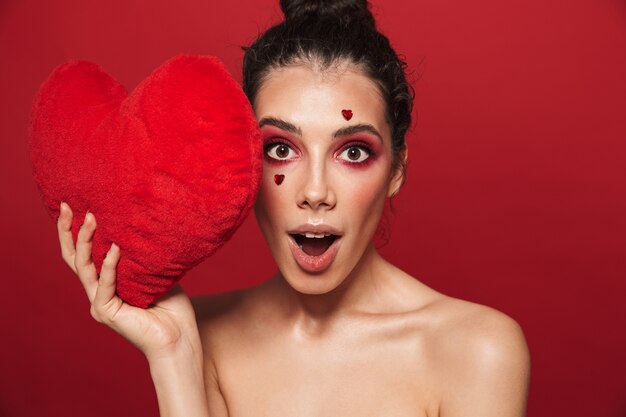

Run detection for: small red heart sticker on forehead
[[341, 109, 353, 120], [30, 55, 262, 308]]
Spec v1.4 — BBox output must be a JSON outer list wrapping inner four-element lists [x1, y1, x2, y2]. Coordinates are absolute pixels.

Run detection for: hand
[[57, 202, 202, 361]]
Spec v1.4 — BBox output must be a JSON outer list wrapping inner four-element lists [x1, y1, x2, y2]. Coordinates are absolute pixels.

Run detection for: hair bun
[[280, 0, 375, 29]]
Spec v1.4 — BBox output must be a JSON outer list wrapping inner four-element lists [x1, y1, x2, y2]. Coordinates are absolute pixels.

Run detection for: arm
[[440, 311, 530, 417], [148, 347, 210, 417], [192, 296, 231, 417], [58, 202, 211, 416], [147, 297, 234, 417]]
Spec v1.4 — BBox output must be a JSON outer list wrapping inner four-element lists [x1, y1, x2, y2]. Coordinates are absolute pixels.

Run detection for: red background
[[1, 0, 625, 416]]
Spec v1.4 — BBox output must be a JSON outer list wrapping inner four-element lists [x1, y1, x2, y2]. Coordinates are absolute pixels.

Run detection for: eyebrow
[[258, 117, 383, 143], [258, 117, 302, 137], [333, 124, 383, 143]]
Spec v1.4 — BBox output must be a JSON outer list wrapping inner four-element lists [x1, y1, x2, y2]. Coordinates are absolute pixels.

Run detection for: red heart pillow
[[30, 55, 262, 308]]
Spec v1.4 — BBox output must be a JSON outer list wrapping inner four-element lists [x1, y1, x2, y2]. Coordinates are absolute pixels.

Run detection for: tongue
[[299, 236, 335, 256]]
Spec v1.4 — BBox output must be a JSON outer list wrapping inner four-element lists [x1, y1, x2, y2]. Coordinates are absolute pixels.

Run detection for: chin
[[280, 267, 348, 296]]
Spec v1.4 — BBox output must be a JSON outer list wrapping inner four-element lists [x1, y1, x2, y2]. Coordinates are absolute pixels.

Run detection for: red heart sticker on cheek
[[274, 174, 285, 185], [341, 109, 353, 120], [30, 55, 263, 308]]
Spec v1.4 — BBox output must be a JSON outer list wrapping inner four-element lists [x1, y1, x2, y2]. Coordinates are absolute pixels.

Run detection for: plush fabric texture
[[30, 55, 262, 308]]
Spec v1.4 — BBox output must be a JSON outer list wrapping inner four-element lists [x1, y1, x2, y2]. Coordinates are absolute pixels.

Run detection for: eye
[[338, 145, 371, 163], [265, 142, 297, 161]]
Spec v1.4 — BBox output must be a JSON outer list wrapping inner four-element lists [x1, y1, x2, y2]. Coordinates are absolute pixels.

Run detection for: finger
[[93, 243, 120, 308], [74, 212, 99, 302], [57, 202, 77, 273]]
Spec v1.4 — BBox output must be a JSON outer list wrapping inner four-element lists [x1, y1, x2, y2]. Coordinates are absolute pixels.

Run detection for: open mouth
[[290, 233, 339, 256]]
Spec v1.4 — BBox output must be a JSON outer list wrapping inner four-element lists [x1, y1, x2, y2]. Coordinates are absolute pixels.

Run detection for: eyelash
[[263, 140, 375, 165], [337, 141, 375, 164], [264, 140, 298, 164]]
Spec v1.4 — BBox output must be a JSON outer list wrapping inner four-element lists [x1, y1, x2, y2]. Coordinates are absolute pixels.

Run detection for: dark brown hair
[[242, 0, 414, 184]]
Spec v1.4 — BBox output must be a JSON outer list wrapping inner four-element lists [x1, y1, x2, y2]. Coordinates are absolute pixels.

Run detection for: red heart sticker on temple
[[30, 55, 262, 308], [341, 109, 353, 120]]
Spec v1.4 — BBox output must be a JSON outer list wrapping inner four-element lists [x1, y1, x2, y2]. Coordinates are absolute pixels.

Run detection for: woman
[[57, 0, 530, 415]]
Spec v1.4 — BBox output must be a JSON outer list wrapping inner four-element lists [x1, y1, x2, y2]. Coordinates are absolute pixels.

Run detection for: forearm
[[148, 343, 210, 417]]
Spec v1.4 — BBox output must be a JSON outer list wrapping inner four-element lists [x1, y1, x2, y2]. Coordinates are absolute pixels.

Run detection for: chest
[[215, 327, 437, 417]]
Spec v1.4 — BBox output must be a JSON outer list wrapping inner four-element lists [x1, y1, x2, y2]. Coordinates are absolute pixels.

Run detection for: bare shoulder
[[190, 284, 278, 416], [421, 296, 530, 415], [426, 296, 529, 361], [190, 279, 277, 351], [385, 265, 528, 363]]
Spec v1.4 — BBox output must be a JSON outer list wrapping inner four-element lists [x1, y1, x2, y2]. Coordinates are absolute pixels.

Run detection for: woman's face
[[253, 62, 404, 295]]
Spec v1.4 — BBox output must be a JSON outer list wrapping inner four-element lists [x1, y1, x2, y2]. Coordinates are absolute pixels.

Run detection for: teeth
[[300, 232, 331, 238]]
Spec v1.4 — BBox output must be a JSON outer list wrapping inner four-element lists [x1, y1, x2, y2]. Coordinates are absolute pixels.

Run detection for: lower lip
[[287, 235, 342, 273]]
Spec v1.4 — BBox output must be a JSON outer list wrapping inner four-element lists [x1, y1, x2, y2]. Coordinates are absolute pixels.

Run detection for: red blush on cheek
[[338, 154, 379, 170]]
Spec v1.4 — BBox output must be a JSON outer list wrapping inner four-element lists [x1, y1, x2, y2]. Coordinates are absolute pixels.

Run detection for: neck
[[276, 242, 392, 329]]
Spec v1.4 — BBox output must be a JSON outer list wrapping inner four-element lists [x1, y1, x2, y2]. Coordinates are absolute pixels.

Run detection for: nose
[[297, 158, 336, 211]]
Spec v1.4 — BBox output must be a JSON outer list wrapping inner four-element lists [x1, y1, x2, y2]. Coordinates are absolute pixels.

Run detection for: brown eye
[[266, 142, 296, 160], [276, 144, 289, 158], [347, 148, 361, 161], [339, 146, 370, 163]]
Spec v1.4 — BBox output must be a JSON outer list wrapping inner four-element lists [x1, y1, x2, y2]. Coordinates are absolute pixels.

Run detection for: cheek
[[262, 157, 295, 185], [351, 181, 387, 214], [336, 166, 390, 223], [256, 165, 292, 220], [254, 184, 282, 250]]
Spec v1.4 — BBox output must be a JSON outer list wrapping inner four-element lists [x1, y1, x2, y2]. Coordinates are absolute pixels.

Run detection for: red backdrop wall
[[1, 0, 625, 416]]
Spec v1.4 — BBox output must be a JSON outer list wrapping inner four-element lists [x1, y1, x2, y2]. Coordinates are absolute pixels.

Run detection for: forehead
[[254, 62, 389, 137]]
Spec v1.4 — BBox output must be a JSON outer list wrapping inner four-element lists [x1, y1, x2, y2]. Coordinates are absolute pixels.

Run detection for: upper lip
[[288, 224, 343, 236]]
